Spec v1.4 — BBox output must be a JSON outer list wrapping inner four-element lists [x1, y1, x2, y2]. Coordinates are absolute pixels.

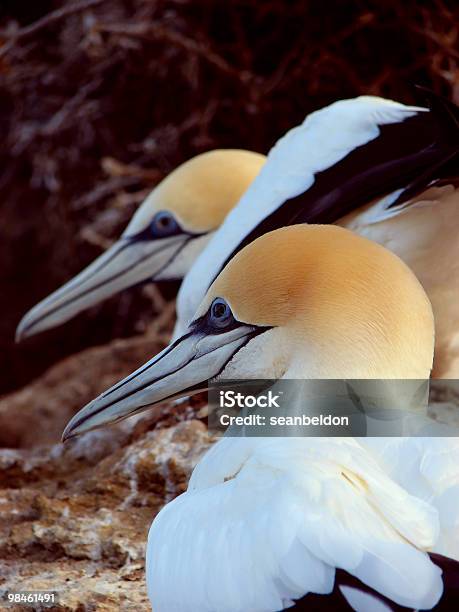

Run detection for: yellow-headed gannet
[[63, 225, 459, 611]]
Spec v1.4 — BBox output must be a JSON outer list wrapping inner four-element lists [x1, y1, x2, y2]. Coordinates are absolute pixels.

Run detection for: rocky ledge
[[0, 329, 211, 611]]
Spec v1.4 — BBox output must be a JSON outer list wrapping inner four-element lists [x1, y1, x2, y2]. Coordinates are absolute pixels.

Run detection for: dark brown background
[[1, 0, 458, 395]]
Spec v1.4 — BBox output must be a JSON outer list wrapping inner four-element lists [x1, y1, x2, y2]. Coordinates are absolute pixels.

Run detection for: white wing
[[363, 436, 459, 560], [147, 437, 442, 612]]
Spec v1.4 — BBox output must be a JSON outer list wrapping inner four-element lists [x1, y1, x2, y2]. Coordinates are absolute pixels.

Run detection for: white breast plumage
[[146, 436, 448, 612]]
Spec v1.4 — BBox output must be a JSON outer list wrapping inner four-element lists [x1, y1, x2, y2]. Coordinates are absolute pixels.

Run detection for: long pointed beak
[[62, 323, 258, 440], [16, 235, 189, 341]]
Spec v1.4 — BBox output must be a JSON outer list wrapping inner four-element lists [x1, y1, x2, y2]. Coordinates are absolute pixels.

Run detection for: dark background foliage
[[1, 0, 458, 394]]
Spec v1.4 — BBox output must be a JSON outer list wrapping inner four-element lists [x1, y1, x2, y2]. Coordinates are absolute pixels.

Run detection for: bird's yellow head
[[125, 149, 266, 236], [63, 225, 434, 439], [16, 149, 265, 341], [198, 224, 434, 379]]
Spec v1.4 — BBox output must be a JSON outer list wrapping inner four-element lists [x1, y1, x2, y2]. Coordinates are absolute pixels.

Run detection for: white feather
[[340, 585, 393, 612], [147, 436, 443, 612], [361, 436, 459, 561]]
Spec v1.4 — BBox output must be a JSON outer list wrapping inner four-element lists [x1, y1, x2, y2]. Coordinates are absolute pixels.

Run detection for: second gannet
[[63, 225, 459, 611], [15, 149, 265, 340]]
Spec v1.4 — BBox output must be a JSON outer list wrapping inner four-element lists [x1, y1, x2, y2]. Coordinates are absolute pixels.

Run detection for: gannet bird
[[15, 149, 265, 340], [174, 91, 459, 377], [63, 225, 459, 611]]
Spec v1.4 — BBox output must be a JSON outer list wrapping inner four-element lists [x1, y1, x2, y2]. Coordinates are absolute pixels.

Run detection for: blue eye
[[210, 298, 233, 328], [150, 211, 179, 237]]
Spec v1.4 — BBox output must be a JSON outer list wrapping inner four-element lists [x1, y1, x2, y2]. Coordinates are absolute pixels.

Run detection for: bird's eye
[[209, 298, 233, 329], [150, 211, 179, 237]]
